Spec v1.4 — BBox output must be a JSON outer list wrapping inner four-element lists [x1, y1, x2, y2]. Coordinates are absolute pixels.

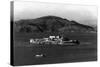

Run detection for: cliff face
[[14, 16, 95, 33]]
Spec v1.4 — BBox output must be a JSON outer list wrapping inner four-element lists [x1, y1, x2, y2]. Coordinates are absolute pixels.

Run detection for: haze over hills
[[14, 1, 97, 26], [14, 16, 96, 33]]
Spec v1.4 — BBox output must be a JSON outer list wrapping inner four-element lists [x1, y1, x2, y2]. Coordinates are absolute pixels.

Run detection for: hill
[[14, 16, 95, 33]]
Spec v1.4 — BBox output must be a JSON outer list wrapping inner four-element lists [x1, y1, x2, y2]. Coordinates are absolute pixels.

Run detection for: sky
[[13, 1, 97, 26]]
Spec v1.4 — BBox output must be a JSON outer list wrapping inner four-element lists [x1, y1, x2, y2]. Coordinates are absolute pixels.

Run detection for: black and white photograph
[[11, 1, 97, 66]]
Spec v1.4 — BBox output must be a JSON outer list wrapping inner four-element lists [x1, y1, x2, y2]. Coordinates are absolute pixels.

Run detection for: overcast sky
[[14, 1, 97, 25]]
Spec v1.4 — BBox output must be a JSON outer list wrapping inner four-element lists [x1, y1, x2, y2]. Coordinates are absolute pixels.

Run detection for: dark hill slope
[[14, 16, 95, 33]]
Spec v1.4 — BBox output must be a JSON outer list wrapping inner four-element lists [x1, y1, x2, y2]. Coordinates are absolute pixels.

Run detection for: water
[[13, 32, 97, 66]]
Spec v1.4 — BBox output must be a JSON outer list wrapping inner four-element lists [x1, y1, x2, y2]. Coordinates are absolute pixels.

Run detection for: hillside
[[14, 16, 95, 33]]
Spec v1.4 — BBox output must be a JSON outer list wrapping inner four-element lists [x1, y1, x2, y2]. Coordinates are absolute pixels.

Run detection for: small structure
[[29, 35, 79, 45], [35, 54, 43, 58], [30, 39, 35, 43], [49, 36, 55, 39]]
